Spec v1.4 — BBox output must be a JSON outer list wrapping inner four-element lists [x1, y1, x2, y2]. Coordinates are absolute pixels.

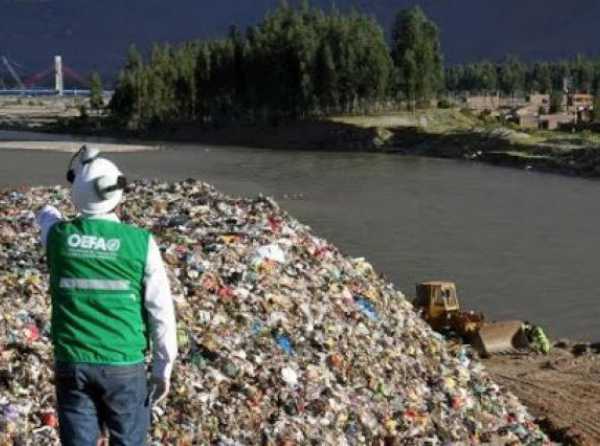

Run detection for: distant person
[[523, 321, 550, 355], [35, 146, 177, 446]]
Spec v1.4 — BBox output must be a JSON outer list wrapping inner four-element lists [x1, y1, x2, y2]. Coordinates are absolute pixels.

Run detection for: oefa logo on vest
[[67, 234, 121, 252]]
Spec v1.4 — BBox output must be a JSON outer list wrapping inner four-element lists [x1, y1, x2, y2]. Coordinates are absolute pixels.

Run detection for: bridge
[[0, 55, 92, 96]]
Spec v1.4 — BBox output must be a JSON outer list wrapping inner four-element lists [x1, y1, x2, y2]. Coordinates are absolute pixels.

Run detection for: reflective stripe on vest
[[60, 278, 131, 291]]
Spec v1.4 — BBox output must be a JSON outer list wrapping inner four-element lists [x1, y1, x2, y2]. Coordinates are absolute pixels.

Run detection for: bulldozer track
[[484, 351, 600, 446], [412, 281, 600, 444]]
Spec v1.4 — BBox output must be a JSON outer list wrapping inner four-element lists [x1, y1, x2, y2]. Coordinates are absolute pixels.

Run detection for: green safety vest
[[46, 218, 150, 365]]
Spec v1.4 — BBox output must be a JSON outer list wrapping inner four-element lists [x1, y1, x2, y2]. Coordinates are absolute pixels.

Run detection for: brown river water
[[1, 141, 599, 340]]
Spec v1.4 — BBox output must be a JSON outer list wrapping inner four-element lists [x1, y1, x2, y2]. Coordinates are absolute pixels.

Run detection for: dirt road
[[484, 344, 600, 445]]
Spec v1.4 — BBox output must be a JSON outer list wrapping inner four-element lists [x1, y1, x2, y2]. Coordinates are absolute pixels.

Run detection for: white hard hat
[[69, 146, 126, 215]]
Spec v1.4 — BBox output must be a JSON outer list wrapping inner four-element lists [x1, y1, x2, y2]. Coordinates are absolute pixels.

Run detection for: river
[[1, 141, 599, 340]]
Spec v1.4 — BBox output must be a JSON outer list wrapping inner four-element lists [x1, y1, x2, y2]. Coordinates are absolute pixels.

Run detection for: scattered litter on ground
[[0, 180, 549, 444]]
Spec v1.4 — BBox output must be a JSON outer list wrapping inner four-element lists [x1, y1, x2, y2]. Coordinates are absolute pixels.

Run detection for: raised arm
[[35, 205, 63, 247]]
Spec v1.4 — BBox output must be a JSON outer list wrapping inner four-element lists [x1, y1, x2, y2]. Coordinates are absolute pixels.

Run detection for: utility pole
[[55, 55, 64, 96]]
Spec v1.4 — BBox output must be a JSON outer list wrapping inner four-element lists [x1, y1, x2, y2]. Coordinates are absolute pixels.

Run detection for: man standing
[[36, 146, 177, 445]]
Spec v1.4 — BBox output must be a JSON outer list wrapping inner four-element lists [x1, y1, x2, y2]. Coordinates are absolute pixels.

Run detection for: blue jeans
[[54, 362, 150, 446]]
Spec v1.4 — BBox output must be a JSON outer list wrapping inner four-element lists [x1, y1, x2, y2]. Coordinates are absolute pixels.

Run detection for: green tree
[[315, 42, 339, 112], [402, 49, 418, 109], [109, 45, 147, 129], [552, 60, 571, 92], [391, 6, 444, 106], [530, 62, 552, 93], [109, 4, 394, 128], [549, 90, 564, 114], [89, 72, 104, 111], [592, 95, 600, 122], [445, 65, 462, 92], [498, 55, 525, 97], [572, 54, 594, 93], [479, 61, 498, 93]]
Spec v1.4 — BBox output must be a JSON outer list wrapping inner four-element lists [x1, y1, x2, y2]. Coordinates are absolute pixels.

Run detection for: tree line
[[108, 1, 600, 131], [446, 55, 600, 97], [109, 3, 443, 130]]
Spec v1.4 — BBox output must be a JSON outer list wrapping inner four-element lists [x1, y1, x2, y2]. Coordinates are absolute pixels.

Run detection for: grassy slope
[[331, 109, 600, 176]]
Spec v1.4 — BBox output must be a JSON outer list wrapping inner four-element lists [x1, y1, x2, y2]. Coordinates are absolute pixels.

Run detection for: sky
[[1, 0, 599, 83]]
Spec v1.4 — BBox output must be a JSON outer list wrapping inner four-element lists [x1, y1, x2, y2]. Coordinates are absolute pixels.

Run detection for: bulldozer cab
[[414, 280, 529, 356], [414, 282, 460, 329]]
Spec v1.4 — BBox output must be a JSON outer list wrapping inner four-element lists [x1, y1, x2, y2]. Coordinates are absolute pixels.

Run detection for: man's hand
[[149, 377, 170, 406], [35, 205, 61, 222], [36, 205, 63, 248]]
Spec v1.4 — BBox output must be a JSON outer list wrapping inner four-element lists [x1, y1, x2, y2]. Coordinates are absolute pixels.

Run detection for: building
[[527, 94, 550, 113], [568, 93, 593, 110], [538, 113, 574, 130], [516, 114, 540, 129], [465, 91, 596, 129], [511, 103, 576, 130], [465, 95, 501, 111], [499, 96, 527, 109], [512, 104, 540, 129]]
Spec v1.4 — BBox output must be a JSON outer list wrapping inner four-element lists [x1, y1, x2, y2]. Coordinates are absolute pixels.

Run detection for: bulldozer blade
[[471, 320, 529, 356]]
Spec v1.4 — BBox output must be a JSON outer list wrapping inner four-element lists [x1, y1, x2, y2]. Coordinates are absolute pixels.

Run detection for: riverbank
[[0, 129, 158, 153], [330, 110, 600, 178], [2, 97, 600, 178], [483, 340, 600, 445]]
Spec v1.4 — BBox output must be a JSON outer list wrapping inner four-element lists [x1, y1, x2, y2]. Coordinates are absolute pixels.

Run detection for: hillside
[[1, 0, 600, 81]]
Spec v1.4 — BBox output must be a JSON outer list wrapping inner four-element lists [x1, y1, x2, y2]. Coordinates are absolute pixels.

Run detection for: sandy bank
[[0, 130, 160, 153], [484, 341, 600, 445]]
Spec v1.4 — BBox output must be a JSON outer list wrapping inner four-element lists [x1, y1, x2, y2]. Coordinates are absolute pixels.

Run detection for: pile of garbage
[[0, 180, 549, 445]]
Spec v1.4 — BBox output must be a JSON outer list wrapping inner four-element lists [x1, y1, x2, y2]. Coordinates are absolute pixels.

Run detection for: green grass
[[330, 108, 600, 155], [329, 108, 481, 133]]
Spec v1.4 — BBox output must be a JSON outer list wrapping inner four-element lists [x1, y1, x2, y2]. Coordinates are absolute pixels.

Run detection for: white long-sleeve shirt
[[36, 205, 177, 380]]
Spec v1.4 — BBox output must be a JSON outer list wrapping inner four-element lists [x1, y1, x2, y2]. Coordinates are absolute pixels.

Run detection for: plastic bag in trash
[[0, 180, 549, 445]]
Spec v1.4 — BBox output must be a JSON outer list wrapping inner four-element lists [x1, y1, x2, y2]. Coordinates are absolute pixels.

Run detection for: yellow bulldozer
[[413, 281, 529, 356]]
